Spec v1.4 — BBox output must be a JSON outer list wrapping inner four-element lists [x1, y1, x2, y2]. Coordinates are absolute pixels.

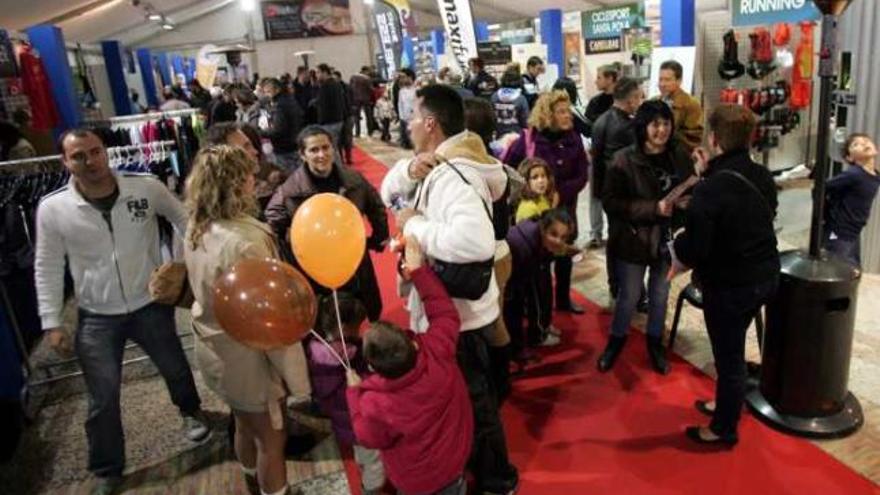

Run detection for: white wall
[[135, 0, 372, 79]]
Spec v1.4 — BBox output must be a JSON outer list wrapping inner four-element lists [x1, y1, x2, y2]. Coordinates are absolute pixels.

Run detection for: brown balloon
[[212, 258, 317, 350]]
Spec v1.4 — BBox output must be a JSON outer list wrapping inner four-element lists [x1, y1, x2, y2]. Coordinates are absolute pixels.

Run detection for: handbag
[[149, 261, 194, 308], [415, 162, 496, 300]]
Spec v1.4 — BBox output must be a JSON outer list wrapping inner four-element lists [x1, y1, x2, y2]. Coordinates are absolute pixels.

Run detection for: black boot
[[647, 335, 669, 375], [597, 335, 627, 372]]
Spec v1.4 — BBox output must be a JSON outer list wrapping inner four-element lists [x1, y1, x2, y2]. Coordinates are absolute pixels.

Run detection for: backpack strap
[[413, 160, 494, 224]]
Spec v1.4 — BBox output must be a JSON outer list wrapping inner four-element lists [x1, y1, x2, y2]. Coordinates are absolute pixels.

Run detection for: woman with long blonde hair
[[184, 145, 309, 495], [502, 90, 590, 324]]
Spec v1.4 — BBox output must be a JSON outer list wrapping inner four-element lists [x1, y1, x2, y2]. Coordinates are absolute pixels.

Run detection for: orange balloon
[[213, 258, 317, 350], [290, 193, 366, 289]]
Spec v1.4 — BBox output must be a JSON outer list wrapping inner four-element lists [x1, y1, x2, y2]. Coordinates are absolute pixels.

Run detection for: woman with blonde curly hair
[[503, 90, 589, 321], [184, 145, 309, 495]]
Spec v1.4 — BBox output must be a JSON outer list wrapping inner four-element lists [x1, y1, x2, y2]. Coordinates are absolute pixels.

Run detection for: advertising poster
[[490, 20, 535, 46], [477, 42, 512, 66], [563, 32, 583, 78], [373, 0, 414, 80], [261, 0, 353, 40]]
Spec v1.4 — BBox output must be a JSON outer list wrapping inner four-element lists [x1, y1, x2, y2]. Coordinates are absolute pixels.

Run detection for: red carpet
[[344, 146, 878, 495]]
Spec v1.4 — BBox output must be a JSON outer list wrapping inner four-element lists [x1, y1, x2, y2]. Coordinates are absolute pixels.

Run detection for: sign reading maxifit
[[437, 0, 478, 72], [732, 0, 822, 26]]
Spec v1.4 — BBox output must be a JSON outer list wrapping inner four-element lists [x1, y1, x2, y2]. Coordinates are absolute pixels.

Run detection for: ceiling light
[[364, 0, 374, 5], [148, 13, 162, 21], [241, 0, 256, 11], [161, 23, 175, 30]]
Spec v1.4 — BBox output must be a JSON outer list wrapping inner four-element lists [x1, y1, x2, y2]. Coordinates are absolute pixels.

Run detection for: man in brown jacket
[[657, 60, 704, 152]]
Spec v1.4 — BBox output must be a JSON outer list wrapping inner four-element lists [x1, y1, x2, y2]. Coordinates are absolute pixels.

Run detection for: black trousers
[[554, 255, 573, 306], [353, 103, 377, 136], [702, 277, 777, 437], [457, 325, 518, 493]]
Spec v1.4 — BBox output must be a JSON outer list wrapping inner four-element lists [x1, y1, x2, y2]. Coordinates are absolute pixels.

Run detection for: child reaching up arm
[[346, 237, 472, 495]]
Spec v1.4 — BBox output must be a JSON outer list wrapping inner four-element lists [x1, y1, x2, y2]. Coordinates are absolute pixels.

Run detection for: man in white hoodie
[[380, 85, 518, 495], [35, 129, 209, 492]]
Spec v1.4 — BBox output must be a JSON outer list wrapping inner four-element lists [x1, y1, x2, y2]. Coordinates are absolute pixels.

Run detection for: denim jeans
[[610, 258, 671, 338], [824, 233, 861, 267], [323, 122, 345, 148], [457, 325, 518, 493], [703, 278, 778, 437], [75, 303, 200, 476], [399, 120, 413, 149], [274, 151, 300, 173]]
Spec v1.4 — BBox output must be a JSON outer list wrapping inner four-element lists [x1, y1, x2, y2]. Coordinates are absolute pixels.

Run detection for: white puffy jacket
[[381, 131, 507, 332], [35, 174, 187, 329]]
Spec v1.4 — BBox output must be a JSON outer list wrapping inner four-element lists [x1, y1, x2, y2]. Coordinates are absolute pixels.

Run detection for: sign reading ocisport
[[437, 0, 478, 73], [581, 3, 642, 54], [582, 3, 641, 40]]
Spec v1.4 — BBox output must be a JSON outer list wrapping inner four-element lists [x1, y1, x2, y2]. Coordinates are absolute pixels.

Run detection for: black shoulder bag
[[414, 162, 496, 300]]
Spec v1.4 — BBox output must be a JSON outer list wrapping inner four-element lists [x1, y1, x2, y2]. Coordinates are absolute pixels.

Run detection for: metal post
[[808, 13, 838, 257]]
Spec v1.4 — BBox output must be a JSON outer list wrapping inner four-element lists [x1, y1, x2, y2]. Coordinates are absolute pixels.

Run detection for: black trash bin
[[746, 250, 864, 438]]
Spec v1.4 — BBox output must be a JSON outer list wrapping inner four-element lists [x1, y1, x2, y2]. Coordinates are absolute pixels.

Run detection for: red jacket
[[347, 267, 472, 494]]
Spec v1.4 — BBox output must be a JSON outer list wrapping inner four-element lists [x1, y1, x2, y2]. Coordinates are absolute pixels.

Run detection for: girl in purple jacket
[[504, 209, 578, 369], [305, 293, 385, 494]]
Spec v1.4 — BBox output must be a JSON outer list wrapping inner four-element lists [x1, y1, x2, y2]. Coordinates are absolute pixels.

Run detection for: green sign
[[581, 3, 644, 40]]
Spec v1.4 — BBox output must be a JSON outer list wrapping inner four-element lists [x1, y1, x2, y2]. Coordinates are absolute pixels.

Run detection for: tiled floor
[[4, 135, 877, 494]]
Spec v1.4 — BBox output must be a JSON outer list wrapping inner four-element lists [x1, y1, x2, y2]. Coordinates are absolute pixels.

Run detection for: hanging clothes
[[17, 46, 59, 131]]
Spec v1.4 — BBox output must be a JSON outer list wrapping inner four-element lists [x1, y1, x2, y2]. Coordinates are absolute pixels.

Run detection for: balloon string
[[309, 329, 351, 371], [333, 289, 353, 369]]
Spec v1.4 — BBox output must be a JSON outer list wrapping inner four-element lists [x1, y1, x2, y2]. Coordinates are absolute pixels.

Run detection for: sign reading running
[[581, 4, 643, 40], [732, 0, 822, 27], [261, 0, 354, 40], [437, 0, 478, 72]]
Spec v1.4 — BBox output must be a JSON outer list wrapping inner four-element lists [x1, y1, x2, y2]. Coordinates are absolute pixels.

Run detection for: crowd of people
[[24, 54, 880, 495]]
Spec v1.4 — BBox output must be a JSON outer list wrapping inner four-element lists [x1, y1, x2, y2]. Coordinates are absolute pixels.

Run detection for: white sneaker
[[539, 333, 561, 347], [547, 324, 562, 336], [183, 412, 212, 443]]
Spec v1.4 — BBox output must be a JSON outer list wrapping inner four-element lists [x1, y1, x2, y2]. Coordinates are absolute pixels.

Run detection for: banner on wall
[[196, 45, 220, 87], [261, 0, 353, 40], [732, 0, 821, 27], [437, 0, 478, 72], [582, 3, 644, 41], [373, 0, 414, 80], [477, 42, 512, 66], [490, 20, 535, 46]]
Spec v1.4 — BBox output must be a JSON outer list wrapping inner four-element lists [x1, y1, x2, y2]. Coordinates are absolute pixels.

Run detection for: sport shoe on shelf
[[183, 411, 212, 443], [538, 333, 561, 347], [546, 324, 562, 336]]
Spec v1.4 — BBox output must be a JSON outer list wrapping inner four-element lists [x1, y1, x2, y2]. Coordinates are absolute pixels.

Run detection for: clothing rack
[[0, 140, 178, 171], [108, 108, 200, 124]]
